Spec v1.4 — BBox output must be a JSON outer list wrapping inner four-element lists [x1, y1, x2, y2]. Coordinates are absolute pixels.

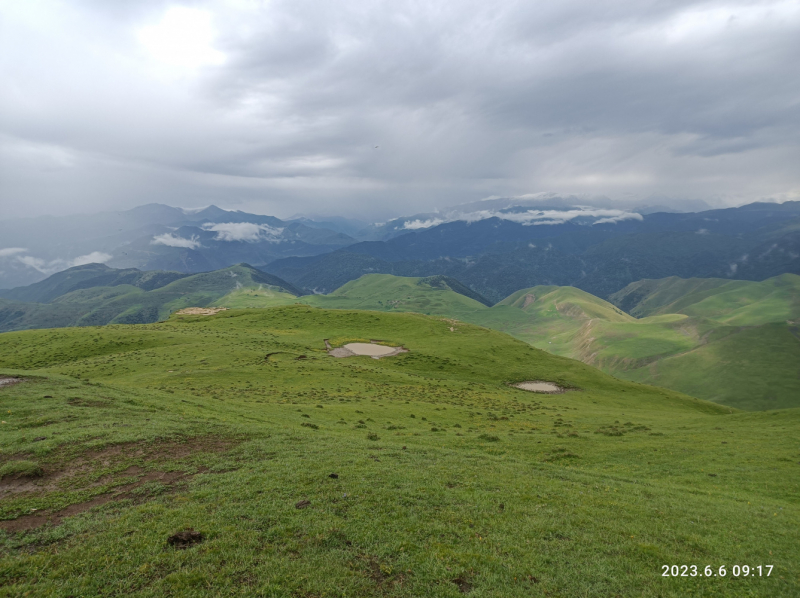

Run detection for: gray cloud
[[202, 222, 285, 242], [151, 233, 201, 248], [0, 0, 798, 220], [1, 250, 113, 275]]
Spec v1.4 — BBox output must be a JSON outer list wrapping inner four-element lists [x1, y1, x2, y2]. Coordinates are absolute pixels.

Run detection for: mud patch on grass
[[0, 466, 219, 533], [0, 468, 192, 533], [354, 555, 406, 590], [0, 436, 240, 531], [0, 377, 22, 388], [83, 435, 238, 464], [68, 397, 111, 408], [452, 577, 473, 594], [167, 528, 204, 549]]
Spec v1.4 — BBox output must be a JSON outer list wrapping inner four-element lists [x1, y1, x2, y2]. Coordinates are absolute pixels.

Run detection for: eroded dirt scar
[[0, 436, 240, 533]]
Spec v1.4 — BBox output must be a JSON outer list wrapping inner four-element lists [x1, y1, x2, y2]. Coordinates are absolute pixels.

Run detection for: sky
[[1, 0, 799, 220]]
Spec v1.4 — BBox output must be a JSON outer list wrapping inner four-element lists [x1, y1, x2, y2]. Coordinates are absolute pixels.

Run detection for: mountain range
[[263, 201, 800, 300], [0, 204, 353, 289], [3, 199, 799, 302]]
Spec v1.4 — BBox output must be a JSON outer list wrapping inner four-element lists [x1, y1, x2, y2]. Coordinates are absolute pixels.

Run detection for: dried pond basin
[[513, 381, 565, 393]]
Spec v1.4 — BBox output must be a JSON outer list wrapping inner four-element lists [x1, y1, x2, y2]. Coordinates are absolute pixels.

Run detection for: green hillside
[[469, 286, 636, 358], [1, 307, 797, 596], [609, 274, 800, 325], [623, 323, 800, 411], [3, 269, 798, 411], [0, 264, 302, 332], [479, 277, 800, 411], [0, 263, 189, 304], [299, 274, 491, 318]]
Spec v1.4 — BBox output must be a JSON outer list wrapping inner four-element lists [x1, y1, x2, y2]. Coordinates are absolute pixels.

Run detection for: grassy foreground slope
[[1, 307, 798, 597]]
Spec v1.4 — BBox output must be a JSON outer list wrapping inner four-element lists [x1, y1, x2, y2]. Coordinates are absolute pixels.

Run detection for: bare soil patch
[[175, 307, 228, 316], [513, 381, 565, 394], [328, 341, 408, 359], [0, 377, 22, 388], [0, 469, 193, 533], [0, 436, 239, 532], [168, 528, 204, 549]]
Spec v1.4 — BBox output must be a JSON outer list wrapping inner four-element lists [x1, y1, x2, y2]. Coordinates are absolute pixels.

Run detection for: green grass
[[299, 274, 490, 319], [609, 274, 800, 325], [622, 323, 800, 411], [213, 286, 299, 309], [0, 460, 43, 479], [0, 306, 798, 596]]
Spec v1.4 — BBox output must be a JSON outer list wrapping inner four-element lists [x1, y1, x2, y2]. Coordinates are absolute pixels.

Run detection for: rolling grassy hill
[[300, 274, 492, 317], [3, 267, 798, 411], [0, 306, 798, 596], [469, 276, 800, 411], [0, 264, 302, 332], [274, 274, 799, 411]]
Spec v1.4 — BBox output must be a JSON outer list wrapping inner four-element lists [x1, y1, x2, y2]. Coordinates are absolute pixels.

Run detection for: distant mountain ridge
[[0, 204, 355, 289], [3, 199, 799, 303], [264, 201, 800, 300]]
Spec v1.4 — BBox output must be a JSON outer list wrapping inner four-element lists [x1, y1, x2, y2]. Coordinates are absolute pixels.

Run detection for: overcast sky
[[1, 0, 798, 220]]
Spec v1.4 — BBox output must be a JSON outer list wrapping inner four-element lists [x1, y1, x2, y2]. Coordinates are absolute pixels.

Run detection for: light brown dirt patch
[[175, 307, 228, 316], [329, 342, 408, 359], [513, 381, 565, 394]]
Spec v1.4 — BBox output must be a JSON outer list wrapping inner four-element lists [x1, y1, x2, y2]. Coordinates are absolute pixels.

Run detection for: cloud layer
[[402, 208, 643, 229], [202, 223, 285, 242], [0, 249, 112, 275], [151, 233, 201, 249], [1, 0, 798, 219]]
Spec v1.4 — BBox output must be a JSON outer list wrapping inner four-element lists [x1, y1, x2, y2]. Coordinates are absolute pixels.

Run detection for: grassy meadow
[[1, 306, 798, 596]]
